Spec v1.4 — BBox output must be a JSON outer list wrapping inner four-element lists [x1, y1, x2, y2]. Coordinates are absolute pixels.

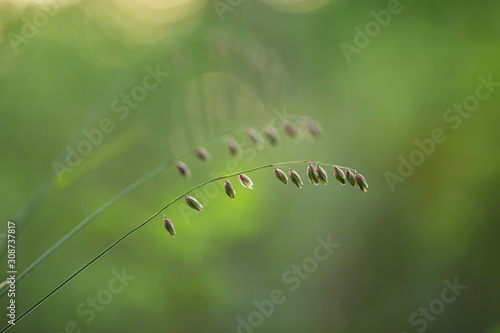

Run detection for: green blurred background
[[1, 0, 499, 332]]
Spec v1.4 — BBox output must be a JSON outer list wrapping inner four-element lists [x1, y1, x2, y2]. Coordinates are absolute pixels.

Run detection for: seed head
[[195, 147, 212, 162], [264, 127, 279, 145], [307, 163, 319, 185], [224, 180, 236, 199], [345, 168, 356, 186], [246, 128, 264, 146], [238, 174, 254, 189], [162, 216, 175, 237], [176, 161, 191, 178], [283, 123, 298, 138], [274, 167, 288, 184], [355, 174, 369, 193], [305, 120, 323, 137], [185, 195, 203, 211], [316, 164, 328, 184], [289, 169, 303, 189], [227, 138, 241, 157], [333, 166, 346, 185]]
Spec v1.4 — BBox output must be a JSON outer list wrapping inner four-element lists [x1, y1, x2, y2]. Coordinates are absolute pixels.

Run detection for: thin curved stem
[[0, 160, 359, 332], [0, 65, 162, 258], [1, 116, 320, 286], [0, 160, 172, 298], [0, 128, 243, 298]]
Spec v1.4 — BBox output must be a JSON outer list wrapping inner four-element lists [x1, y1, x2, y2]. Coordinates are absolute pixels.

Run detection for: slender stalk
[[0, 128, 250, 298], [1, 123, 327, 298], [1, 114, 316, 259], [0, 127, 240, 298], [0, 160, 359, 332], [0, 160, 172, 298], [1, 172, 56, 254], [0, 65, 157, 257]]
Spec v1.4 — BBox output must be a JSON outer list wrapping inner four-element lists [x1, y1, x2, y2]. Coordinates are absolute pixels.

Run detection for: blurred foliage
[[0, 0, 499, 332]]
